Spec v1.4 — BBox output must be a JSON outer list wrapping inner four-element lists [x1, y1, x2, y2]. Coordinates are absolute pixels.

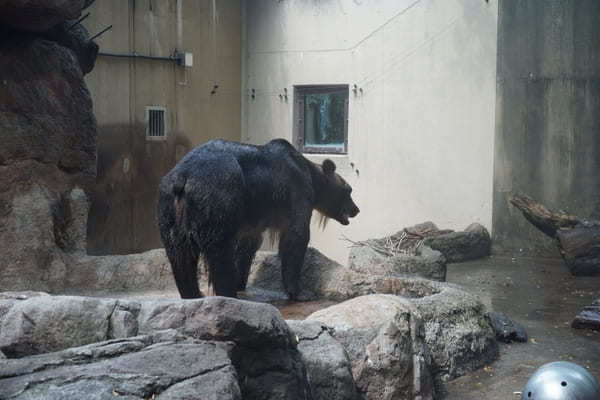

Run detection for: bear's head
[[316, 159, 360, 226]]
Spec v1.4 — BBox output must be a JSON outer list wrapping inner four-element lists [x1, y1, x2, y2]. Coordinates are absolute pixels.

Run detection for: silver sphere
[[521, 361, 600, 400]]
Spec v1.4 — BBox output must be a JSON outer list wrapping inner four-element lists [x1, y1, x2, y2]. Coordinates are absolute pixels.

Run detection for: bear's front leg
[[279, 214, 310, 300]]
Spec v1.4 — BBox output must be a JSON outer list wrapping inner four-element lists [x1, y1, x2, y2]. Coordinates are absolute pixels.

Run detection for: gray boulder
[[0, 295, 134, 357], [411, 283, 499, 382], [0, 294, 312, 400], [0, 330, 242, 400], [423, 223, 491, 263], [247, 247, 377, 301], [348, 243, 446, 281], [287, 320, 359, 400], [307, 279, 499, 388], [138, 297, 311, 400], [307, 294, 434, 400]]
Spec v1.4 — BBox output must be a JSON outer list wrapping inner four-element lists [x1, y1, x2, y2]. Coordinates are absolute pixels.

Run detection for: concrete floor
[[440, 255, 600, 399]]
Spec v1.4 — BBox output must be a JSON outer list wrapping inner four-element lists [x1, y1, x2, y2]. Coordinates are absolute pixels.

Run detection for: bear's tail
[[172, 173, 187, 198], [172, 174, 187, 226]]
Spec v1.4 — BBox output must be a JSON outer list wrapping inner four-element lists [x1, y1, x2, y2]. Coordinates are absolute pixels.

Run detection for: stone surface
[[423, 223, 491, 263], [0, 330, 242, 400], [0, 36, 97, 178], [572, 299, 600, 331], [247, 247, 377, 301], [0, 294, 311, 400], [0, 295, 121, 357], [348, 243, 446, 281], [287, 320, 359, 400], [487, 311, 528, 343], [307, 294, 434, 400], [307, 279, 499, 387], [0, 32, 99, 293], [68, 249, 175, 293], [138, 297, 311, 400], [411, 283, 499, 382], [0, 0, 87, 32], [43, 19, 99, 74]]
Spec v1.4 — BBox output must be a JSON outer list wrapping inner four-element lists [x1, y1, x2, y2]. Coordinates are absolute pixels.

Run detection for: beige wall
[[243, 0, 498, 264], [84, 0, 242, 254]]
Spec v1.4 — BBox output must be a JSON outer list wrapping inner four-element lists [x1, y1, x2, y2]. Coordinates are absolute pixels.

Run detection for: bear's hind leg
[[205, 241, 239, 298], [165, 241, 204, 299], [234, 234, 263, 292]]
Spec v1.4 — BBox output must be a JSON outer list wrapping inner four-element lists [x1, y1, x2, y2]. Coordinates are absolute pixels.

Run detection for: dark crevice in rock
[[105, 301, 119, 340], [52, 193, 74, 251]]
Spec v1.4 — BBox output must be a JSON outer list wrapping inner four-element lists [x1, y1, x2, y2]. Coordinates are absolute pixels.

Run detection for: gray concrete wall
[[493, 0, 600, 256], [243, 0, 498, 264], [83, 0, 242, 254]]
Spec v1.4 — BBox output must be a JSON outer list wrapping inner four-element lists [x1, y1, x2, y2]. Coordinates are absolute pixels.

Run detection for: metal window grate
[[146, 106, 167, 140]]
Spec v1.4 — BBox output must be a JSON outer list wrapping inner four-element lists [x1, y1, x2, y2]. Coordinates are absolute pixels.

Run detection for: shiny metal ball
[[521, 361, 600, 400]]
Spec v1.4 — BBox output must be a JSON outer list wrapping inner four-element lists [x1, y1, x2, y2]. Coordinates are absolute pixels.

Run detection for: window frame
[[294, 84, 349, 154], [145, 105, 167, 141]]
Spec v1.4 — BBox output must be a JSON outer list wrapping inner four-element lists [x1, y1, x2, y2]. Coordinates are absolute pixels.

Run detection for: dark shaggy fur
[[157, 138, 359, 299]]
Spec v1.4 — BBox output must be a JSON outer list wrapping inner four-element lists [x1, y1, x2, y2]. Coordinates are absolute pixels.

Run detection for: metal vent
[[146, 106, 167, 140]]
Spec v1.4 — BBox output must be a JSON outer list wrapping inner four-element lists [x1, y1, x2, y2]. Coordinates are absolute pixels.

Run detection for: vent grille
[[146, 106, 167, 140]]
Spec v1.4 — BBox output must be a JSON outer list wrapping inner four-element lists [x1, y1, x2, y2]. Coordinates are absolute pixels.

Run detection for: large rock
[[307, 279, 499, 387], [0, 330, 242, 400], [138, 297, 311, 400], [411, 283, 499, 382], [247, 247, 378, 301], [348, 243, 446, 281], [423, 223, 491, 263], [0, 294, 311, 400], [287, 320, 359, 400], [0, 0, 90, 32], [0, 295, 133, 357], [0, 31, 99, 292], [307, 294, 434, 400], [0, 36, 97, 179]]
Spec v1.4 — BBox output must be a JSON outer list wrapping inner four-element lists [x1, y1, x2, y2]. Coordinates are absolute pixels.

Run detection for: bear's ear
[[322, 159, 336, 175]]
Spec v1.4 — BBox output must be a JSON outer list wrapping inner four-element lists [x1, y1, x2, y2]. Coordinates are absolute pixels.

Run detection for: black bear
[[157, 138, 359, 299]]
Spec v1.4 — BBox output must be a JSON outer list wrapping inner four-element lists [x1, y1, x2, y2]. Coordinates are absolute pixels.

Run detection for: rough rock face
[[349, 221, 491, 268], [307, 295, 435, 400], [423, 223, 491, 263], [0, 330, 242, 400], [0, 0, 100, 293], [411, 284, 499, 382], [0, 295, 311, 400], [247, 247, 379, 301], [0, 36, 97, 180], [0, 186, 175, 293], [348, 243, 446, 281], [307, 280, 499, 387], [287, 320, 359, 400], [0, 0, 93, 32]]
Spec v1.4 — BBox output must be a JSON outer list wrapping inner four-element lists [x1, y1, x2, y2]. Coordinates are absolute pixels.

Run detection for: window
[[294, 85, 349, 154], [146, 106, 167, 140]]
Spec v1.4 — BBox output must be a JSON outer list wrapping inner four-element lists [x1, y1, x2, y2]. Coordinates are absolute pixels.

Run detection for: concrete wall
[[84, 0, 242, 254], [493, 0, 600, 256], [242, 0, 498, 264]]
